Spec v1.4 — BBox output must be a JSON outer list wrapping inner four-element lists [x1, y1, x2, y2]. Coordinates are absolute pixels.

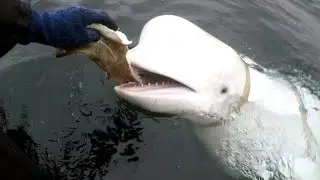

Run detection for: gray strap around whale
[[239, 57, 251, 107], [289, 81, 319, 160]]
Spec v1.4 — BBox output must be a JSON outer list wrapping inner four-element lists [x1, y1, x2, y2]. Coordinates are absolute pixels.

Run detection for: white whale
[[114, 15, 320, 180]]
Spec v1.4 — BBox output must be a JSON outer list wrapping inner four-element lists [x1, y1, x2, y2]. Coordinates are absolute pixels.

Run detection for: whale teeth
[[130, 80, 175, 87]]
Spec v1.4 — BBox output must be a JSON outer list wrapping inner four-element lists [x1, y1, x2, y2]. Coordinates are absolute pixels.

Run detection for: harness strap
[[239, 58, 251, 107]]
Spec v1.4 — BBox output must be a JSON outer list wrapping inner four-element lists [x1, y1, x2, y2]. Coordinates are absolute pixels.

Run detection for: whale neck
[[246, 66, 300, 115]]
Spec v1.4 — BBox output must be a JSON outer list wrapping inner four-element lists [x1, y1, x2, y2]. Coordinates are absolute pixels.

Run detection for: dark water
[[1, 0, 320, 179]]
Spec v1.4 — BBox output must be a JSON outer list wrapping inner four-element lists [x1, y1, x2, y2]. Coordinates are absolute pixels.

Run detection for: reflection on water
[[47, 101, 143, 179], [0, 54, 145, 179], [0, 99, 144, 180]]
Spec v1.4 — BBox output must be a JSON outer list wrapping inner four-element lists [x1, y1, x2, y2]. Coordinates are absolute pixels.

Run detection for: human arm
[[0, 0, 32, 57], [0, 130, 51, 180], [0, 1, 118, 57], [28, 5, 118, 48]]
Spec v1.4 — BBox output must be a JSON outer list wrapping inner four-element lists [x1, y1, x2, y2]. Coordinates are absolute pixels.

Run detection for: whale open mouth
[[115, 64, 195, 93]]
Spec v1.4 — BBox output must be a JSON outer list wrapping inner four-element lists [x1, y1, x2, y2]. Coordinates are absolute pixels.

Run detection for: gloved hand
[[28, 5, 118, 48]]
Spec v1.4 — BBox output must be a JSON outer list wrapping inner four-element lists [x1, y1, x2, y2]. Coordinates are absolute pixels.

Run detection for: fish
[[54, 24, 140, 85]]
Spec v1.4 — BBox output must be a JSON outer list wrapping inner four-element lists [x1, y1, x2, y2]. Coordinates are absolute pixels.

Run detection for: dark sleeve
[[0, 130, 50, 180], [0, 0, 32, 58]]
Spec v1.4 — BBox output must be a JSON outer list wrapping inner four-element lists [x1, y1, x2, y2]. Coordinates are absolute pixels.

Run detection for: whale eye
[[220, 87, 228, 94]]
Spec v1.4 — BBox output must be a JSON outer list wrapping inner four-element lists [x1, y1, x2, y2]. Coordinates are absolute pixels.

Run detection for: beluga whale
[[113, 15, 320, 180]]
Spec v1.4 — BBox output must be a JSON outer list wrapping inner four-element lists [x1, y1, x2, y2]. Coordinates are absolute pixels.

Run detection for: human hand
[[28, 5, 118, 48]]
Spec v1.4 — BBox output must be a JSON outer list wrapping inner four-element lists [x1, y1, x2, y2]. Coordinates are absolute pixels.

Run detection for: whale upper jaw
[[114, 15, 247, 117]]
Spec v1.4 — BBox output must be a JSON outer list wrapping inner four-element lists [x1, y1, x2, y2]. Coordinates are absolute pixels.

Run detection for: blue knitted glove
[[28, 5, 118, 48]]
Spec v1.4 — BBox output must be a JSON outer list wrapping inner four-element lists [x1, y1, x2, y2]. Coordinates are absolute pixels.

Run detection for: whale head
[[114, 15, 250, 124]]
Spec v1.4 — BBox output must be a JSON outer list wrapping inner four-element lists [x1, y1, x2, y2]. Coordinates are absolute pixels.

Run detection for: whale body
[[114, 15, 320, 180]]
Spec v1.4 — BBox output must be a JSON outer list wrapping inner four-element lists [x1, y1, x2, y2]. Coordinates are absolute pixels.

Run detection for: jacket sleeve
[[0, 130, 50, 180], [0, 0, 32, 58]]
